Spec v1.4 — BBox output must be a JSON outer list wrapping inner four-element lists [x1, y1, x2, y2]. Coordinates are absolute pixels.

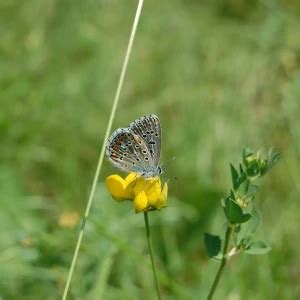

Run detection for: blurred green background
[[1, 0, 300, 299]]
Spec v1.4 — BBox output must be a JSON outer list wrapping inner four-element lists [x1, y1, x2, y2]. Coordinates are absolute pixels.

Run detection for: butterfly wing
[[106, 128, 154, 174], [129, 114, 161, 168]]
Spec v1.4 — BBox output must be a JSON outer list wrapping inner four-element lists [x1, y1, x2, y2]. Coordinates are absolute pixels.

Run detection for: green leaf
[[230, 163, 239, 190], [204, 233, 222, 258], [211, 253, 223, 261], [246, 160, 261, 178], [230, 163, 247, 190], [235, 181, 259, 207], [236, 207, 261, 245], [237, 178, 250, 195], [245, 183, 259, 199], [223, 197, 252, 224], [243, 148, 254, 160], [241, 236, 253, 249], [244, 240, 271, 255], [261, 149, 282, 176], [239, 163, 244, 175], [242, 148, 263, 179], [229, 189, 235, 200]]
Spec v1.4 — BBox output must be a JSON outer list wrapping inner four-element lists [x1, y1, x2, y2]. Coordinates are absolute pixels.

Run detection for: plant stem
[[144, 212, 162, 300], [207, 225, 233, 300], [61, 1, 145, 299]]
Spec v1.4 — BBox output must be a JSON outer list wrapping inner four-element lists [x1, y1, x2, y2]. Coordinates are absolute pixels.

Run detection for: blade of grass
[[62, 1, 145, 299]]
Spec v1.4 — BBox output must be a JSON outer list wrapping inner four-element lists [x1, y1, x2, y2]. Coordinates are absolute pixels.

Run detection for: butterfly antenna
[[161, 156, 176, 168], [161, 156, 178, 181]]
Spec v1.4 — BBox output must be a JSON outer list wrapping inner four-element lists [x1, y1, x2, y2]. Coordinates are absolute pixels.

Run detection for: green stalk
[[207, 225, 233, 300], [61, 1, 145, 299], [144, 212, 162, 300]]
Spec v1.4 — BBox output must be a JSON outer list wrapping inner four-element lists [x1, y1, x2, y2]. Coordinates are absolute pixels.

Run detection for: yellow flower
[[106, 173, 136, 201], [106, 172, 168, 213]]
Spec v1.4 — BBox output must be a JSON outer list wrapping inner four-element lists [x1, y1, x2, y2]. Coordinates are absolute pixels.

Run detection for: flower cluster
[[106, 173, 168, 213]]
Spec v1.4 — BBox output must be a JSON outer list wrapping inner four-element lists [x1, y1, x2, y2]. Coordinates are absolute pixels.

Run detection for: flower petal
[[133, 176, 147, 195], [133, 176, 161, 204], [146, 179, 162, 205], [155, 182, 168, 209], [134, 191, 149, 213], [106, 174, 134, 201], [125, 172, 138, 185], [106, 172, 168, 213]]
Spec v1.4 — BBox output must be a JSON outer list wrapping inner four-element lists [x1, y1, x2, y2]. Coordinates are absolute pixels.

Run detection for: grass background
[[1, 0, 300, 299]]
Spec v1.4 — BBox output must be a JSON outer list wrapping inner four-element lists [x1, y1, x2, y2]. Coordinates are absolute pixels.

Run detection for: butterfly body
[[106, 114, 162, 178]]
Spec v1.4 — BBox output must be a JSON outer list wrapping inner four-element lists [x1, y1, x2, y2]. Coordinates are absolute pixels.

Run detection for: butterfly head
[[141, 165, 163, 178], [158, 166, 163, 175]]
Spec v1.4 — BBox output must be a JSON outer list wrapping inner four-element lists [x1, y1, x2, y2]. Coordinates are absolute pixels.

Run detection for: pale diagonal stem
[[144, 212, 162, 300], [62, 1, 145, 299]]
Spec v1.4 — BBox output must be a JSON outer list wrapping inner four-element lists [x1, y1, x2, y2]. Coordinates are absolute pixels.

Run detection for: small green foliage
[[223, 197, 251, 224], [242, 148, 281, 179], [235, 207, 261, 245], [204, 233, 222, 258], [261, 149, 282, 176], [230, 163, 246, 190], [223, 148, 280, 250], [243, 148, 262, 178], [244, 240, 271, 255], [206, 148, 280, 259], [206, 148, 280, 299]]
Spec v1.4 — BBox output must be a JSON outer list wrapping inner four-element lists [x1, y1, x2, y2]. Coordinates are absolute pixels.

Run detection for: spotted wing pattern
[[129, 114, 161, 167], [106, 128, 153, 174]]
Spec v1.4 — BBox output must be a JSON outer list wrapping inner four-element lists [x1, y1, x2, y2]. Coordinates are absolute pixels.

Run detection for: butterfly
[[106, 114, 162, 178]]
